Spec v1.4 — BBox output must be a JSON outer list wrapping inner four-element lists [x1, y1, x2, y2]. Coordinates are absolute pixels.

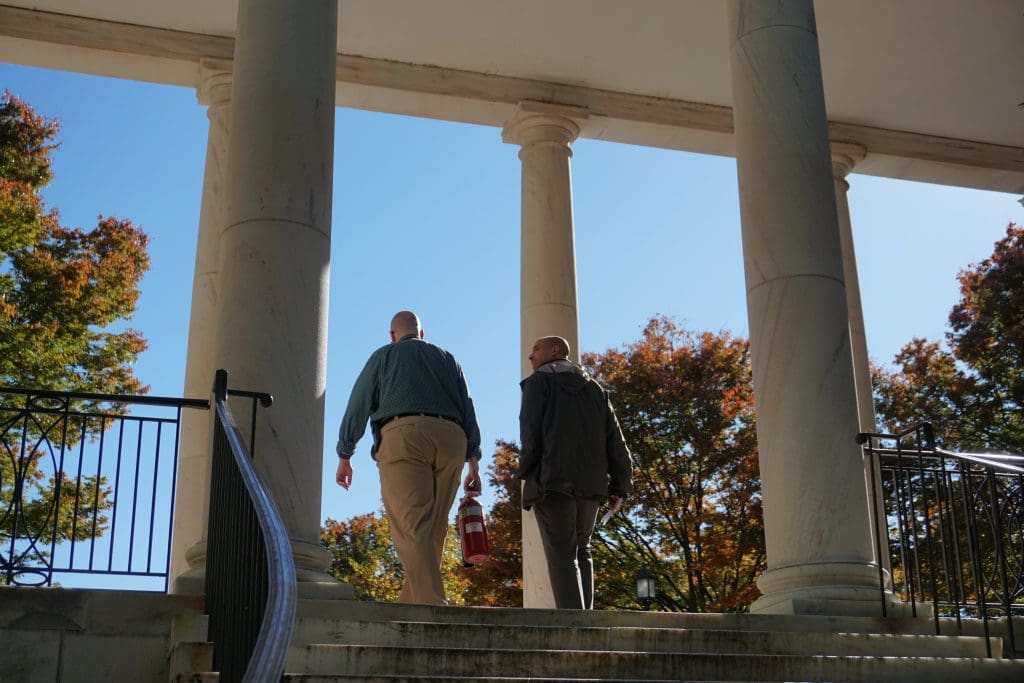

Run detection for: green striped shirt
[[337, 334, 482, 460]]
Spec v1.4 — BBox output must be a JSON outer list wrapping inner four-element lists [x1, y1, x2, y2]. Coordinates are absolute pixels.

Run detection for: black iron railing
[[204, 369, 296, 683], [858, 423, 1024, 657], [0, 385, 208, 589]]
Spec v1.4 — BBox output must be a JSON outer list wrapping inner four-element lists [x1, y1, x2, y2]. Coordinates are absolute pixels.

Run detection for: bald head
[[529, 335, 570, 370], [390, 310, 422, 341], [539, 336, 570, 358]]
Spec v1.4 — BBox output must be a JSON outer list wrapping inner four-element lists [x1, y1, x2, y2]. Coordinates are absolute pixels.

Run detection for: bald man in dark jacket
[[516, 336, 632, 609]]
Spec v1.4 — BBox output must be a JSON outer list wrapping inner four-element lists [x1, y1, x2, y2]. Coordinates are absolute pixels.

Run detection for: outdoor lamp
[[636, 569, 656, 610]]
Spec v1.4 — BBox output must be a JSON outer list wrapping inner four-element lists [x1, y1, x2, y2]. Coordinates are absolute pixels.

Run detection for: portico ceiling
[[1, 1, 1021, 193]]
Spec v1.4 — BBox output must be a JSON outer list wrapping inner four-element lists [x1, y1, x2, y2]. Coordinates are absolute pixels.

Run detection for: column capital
[[197, 58, 233, 107], [502, 101, 588, 149], [830, 141, 867, 180]]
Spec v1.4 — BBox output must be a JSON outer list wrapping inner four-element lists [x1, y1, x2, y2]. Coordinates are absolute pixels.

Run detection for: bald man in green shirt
[[336, 310, 481, 604]]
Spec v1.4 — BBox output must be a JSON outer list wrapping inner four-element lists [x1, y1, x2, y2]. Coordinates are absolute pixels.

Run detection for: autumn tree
[[322, 512, 403, 601], [583, 318, 764, 611], [0, 91, 150, 396], [875, 223, 1023, 452], [1, 92, 148, 581], [321, 508, 474, 604], [871, 225, 1024, 611]]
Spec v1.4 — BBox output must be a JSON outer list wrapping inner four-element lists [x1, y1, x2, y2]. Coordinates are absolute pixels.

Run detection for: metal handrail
[[861, 447, 1024, 473], [205, 370, 296, 682], [858, 422, 1023, 658], [0, 384, 210, 410]]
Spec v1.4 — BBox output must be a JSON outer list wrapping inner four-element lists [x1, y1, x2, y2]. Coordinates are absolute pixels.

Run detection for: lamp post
[[636, 569, 656, 611]]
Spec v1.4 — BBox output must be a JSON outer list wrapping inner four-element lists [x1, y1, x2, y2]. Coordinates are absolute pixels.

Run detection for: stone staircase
[[3, 587, 1022, 681], [171, 598, 1024, 682]]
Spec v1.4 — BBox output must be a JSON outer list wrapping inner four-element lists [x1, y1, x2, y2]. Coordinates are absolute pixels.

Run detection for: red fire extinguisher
[[457, 493, 490, 565]]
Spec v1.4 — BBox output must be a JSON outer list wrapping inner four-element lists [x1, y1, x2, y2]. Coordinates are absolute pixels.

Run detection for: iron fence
[[0, 386, 208, 590], [858, 423, 1024, 657]]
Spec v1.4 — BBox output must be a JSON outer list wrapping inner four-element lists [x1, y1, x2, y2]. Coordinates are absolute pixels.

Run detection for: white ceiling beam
[[1, 4, 1021, 189]]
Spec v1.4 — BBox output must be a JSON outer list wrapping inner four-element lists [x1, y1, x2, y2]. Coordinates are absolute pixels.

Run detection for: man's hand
[[463, 458, 481, 493], [336, 458, 353, 490], [599, 494, 625, 526]]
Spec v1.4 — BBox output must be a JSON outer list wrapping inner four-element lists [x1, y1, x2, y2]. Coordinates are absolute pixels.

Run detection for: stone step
[[291, 617, 994, 658], [286, 644, 1024, 681], [302, 680, 771, 683], [170, 612, 209, 644], [296, 599, 935, 636], [169, 640, 214, 679], [186, 676, 761, 682], [173, 599, 1019, 681]]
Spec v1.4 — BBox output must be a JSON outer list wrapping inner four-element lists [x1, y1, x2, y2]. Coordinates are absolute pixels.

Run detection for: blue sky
[[4, 63, 1021, 526]]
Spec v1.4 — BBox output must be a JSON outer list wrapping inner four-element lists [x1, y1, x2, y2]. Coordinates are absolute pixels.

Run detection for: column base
[[752, 596, 924, 619], [293, 539, 354, 600], [171, 538, 354, 600], [750, 562, 904, 617], [170, 541, 210, 595]]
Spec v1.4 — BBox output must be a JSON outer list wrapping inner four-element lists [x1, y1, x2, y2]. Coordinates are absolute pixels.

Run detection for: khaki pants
[[377, 415, 467, 605]]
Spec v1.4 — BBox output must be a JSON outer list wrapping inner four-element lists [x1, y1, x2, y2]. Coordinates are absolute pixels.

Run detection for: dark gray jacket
[[516, 359, 632, 509]]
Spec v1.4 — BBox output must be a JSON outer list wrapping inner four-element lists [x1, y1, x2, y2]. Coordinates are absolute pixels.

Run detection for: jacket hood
[[537, 359, 590, 394], [536, 358, 586, 376]]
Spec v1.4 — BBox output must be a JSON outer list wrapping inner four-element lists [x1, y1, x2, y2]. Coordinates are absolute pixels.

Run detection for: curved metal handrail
[[933, 448, 1024, 473], [207, 370, 296, 682], [857, 422, 1024, 474]]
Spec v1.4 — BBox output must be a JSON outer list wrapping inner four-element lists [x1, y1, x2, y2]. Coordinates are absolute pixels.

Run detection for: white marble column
[[830, 144, 872, 435], [169, 61, 232, 593], [831, 143, 894, 586], [502, 101, 587, 608], [213, 0, 338, 585], [727, 0, 885, 616]]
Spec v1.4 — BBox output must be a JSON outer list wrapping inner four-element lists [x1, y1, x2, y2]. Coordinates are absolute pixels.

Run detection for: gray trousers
[[533, 492, 603, 609]]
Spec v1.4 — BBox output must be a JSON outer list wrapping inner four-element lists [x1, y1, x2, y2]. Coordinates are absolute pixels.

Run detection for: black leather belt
[[379, 413, 459, 428]]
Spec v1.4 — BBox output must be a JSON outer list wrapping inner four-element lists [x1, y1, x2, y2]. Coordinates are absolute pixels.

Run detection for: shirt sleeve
[[516, 373, 547, 479], [454, 360, 483, 460], [336, 352, 380, 458], [605, 396, 633, 497]]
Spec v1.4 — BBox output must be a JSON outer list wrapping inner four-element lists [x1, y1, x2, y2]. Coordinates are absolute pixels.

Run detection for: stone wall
[[0, 587, 204, 682]]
